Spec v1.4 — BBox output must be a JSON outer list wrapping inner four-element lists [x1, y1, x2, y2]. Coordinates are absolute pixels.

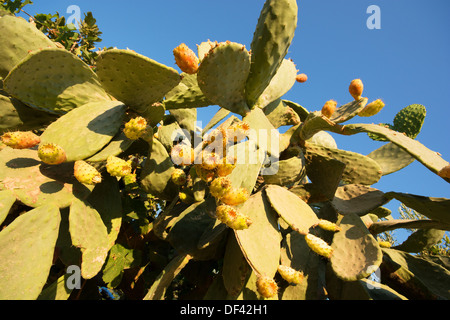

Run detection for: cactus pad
[[4, 48, 110, 114], [0, 15, 57, 79], [0, 203, 60, 299], [330, 213, 382, 281], [39, 100, 126, 162], [96, 49, 181, 123], [245, 0, 298, 107], [197, 41, 251, 116]]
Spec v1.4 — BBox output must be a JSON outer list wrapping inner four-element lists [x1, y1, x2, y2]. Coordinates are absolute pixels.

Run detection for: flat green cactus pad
[[265, 184, 319, 234], [0, 147, 93, 208], [234, 191, 281, 278], [245, 0, 298, 107], [367, 142, 415, 176], [330, 98, 368, 124], [197, 42, 251, 116], [4, 48, 110, 114], [69, 198, 110, 279], [96, 49, 181, 123], [40, 100, 126, 162], [255, 59, 298, 109], [331, 184, 388, 216], [164, 73, 211, 110], [0, 15, 57, 79], [0, 203, 60, 299], [331, 213, 382, 281], [392, 104, 426, 139], [86, 132, 134, 162]]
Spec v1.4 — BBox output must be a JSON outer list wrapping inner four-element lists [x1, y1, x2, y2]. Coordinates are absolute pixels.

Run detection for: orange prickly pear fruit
[[170, 144, 195, 166], [215, 205, 252, 230], [317, 219, 341, 232], [256, 275, 278, 299], [349, 79, 364, 100], [305, 233, 333, 259], [171, 168, 187, 185], [123, 116, 148, 140], [37, 143, 66, 165], [226, 121, 250, 143], [1, 131, 40, 149], [173, 43, 199, 74], [358, 99, 385, 117], [321, 100, 337, 119], [438, 164, 450, 179], [209, 177, 232, 199], [73, 160, 102, 185], [106, 155, 132, 177], [295, 73, 308, 83], [220, 187, 249, 206], [277, 265, 304, 285]]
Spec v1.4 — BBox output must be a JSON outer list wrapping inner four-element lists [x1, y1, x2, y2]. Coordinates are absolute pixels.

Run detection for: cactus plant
[[0, 0, 449, 301]]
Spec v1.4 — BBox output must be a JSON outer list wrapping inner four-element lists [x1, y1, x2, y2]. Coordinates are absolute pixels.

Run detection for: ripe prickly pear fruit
[[73, 160, 102, 185], [377, 238, 392, 248], [220, 187, 249, 206], [173, 43, 199, 74], [295, 73, 308, 83], [305, 233, 333, 259], [349, 79, 364, 100], [209, 177, 232, 199], [226, 122, 250, 143], [216, 154, 237, 177], [358, 99, 385, 117], [37, 143, 66, 165], [170, 144, 194, 166], [438, 164, 450, 179], [277, 265, 304, 285], [171, 168, 187, 185], [215, 205, 252, 230], [199, 151, 221, 171], [179, 191, 195, 204], [123, 116, 148, 140], [317, 219, 341, 232], [195, 165, 215, 183], [256, 275, 278, 299], [1, 131, 40, 149], [321, 100, 337, 119], [106, 155, 132, 177]]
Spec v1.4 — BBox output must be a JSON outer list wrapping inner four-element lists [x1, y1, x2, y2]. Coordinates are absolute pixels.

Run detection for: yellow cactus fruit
[[123, 116, 148, 140], [321, 100, 337, 119], [106, 155, 132, 177], [349, 79, 364, 100], [170, 144, 194, 166], [195, 165, 215, 183], [305, 233, 333, 259], [295, 73, 308, 83], [216, 154, 237, 177], [226, 121, 250, 143], [277, 265, 304, 285], [317, 219, 341, 232], [358, 99, 385, 117], [220, 187, 250, 206], [209, 177, 232, 199], [173, 43, 199, 74], [256, 275, 278, 299], [171, 168, 187, 186], [199, 151, 221, 171], [1, 131, 40, 149], [438, 164, 450, 179], [215, 205, 252, 230], [179, 191, 195, 204], [73, 160, 102, 185], [37, 143, 66, 165], [377, 238, 392, 248]]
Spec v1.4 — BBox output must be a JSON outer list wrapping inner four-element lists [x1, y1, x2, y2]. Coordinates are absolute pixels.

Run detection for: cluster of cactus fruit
[[0, 0, 450, 300]]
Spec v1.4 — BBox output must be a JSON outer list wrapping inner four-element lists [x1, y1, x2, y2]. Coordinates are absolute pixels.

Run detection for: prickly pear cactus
[[0, 0, 449, 301]]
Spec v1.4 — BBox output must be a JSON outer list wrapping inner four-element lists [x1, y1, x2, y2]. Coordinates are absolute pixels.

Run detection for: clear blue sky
[[19, 1, 450, 242]]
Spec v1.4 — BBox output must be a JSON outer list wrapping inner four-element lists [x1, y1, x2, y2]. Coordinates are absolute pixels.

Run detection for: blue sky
[[19, 1, 450, 242]]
